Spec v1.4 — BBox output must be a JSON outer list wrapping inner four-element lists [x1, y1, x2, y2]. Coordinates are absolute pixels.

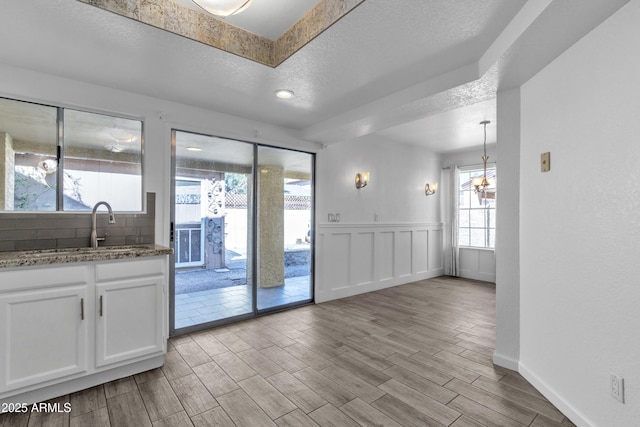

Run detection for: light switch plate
[[610, 373, 625, 403], [541, 152, 551, 172]]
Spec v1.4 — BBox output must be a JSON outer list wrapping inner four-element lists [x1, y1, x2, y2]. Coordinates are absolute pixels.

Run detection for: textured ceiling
[[0, 0, 631, 153]]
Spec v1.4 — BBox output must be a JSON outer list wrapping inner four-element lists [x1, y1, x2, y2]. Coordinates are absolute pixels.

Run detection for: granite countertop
[[0, 244, 173, 269]]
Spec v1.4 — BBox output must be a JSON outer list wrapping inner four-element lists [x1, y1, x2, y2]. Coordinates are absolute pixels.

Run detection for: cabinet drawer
[[0, 265, 90, 293], [96, 258, 165, 282]]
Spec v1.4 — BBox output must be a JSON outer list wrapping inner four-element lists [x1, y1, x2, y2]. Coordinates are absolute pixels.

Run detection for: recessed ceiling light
[[186, 147, 202, 152], [274, 89, 294, 99]]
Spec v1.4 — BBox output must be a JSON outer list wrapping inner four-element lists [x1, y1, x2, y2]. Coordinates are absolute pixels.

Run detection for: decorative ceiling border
[[77, 0, 365, 67]]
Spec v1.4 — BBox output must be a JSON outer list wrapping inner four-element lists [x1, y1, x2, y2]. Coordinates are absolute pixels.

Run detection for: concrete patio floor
[[174, 274, 311, 329]]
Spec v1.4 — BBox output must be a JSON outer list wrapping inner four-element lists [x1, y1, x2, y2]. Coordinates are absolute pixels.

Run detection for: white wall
[[442, 146, 497, 283], [519, 1, 640, 425], [458, 247, 495, 282], [0, 64, 442, 304], [318, 137, 441, 224], [442, 145, 497, 171], [494, 87, 521, 370], [0, 63, 316, 248], [315, 137, 444, 302]]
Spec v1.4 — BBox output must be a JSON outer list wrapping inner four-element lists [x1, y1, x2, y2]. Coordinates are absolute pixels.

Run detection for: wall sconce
[[425, 182, 438, 196], [355, 172, 369, 189]]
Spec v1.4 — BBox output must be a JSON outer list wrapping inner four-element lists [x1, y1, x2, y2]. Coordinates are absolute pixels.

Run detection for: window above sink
[[0, 97, 143, 212]]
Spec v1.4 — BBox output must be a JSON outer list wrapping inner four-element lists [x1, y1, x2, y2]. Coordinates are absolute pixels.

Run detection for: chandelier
[[192, 0, 252, 17], [472, 120, 491, 194]]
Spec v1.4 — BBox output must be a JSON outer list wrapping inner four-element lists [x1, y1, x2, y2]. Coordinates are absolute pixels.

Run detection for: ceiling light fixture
[[274, 89, 294, 99], [186, 147, 202, 152], [191, 0, 252, 17], [472, 120, 491, 194]]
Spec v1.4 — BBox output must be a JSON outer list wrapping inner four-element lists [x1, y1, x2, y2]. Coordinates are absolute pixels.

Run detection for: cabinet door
[[95, 276, 164, 368], [0, 285, 88, 392]]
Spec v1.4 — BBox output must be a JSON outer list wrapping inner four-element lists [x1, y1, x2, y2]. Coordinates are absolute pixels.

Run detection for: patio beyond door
[[170, 131, 313, 334]]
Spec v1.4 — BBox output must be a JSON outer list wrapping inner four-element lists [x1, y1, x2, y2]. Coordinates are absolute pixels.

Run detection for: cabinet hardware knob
[[80, 298, 84, 320]]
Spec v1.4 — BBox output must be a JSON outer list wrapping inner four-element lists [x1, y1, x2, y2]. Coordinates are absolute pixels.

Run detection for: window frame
[[457, 164, 496, 249], [0, 96, 145, 213]]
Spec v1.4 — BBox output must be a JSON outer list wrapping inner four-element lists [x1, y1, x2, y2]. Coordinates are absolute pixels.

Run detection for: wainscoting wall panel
[[316, 223, 444, 303], [353, 232, 375, 285], [319, 232, 351, 289], [414, 230, 429, 274], [378, 232, 395, 281], [429, 229, 443, 272], [459, 247, 496, 282], [396, 231, 413, 277]]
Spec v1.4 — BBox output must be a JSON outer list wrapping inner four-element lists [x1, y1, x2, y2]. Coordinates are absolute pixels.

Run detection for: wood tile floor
[[0, 276, 576, 427]]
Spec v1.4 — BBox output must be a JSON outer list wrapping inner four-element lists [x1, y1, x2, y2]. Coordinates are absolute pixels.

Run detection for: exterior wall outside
[[0, 132, 14, 210], [519, 1, 640, 425]]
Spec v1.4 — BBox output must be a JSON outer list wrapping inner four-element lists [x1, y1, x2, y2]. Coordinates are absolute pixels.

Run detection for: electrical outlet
[[610, 373, 625, 403]]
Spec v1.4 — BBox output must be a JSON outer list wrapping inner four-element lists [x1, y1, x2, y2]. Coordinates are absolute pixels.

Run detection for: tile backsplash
[[0, 193, 156, 252]]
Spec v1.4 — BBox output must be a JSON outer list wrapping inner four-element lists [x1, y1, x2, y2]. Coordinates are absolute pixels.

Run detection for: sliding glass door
[[170, 130, 313, 334], [256, 146, 313, 310]]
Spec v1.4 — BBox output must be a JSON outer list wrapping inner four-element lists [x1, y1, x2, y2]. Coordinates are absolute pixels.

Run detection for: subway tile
[[37, 228, 76, 239], [0, 218, 16, 230], [140, 226, 154, 237], [105, 236, 127, 246], [126, 235, 153, 245], [0, 193, 156, 253], [0, 240, 15, 251], [75, 227, 93, 238], [0, 229, 37, 240], [14, 239, 56, 250], [57, 238, 92, 248]]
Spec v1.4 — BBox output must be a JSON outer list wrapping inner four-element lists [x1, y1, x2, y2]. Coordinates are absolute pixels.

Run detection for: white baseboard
[[1, 355, 164, 405], [316, 269, 444, 303], [492, 351, 519, 371], [459, 270, 496, 283], [519, 361, 593, 427]]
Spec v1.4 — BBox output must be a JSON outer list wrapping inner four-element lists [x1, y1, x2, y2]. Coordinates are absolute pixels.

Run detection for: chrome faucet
[[90, 201, 116, 248]]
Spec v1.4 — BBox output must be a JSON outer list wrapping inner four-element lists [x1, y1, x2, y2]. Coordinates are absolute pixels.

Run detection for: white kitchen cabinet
[[0, 256, 168, 404], [0, 265, 91, 394], [0, 284, 89, 392], [96, 260, 164, 367]]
